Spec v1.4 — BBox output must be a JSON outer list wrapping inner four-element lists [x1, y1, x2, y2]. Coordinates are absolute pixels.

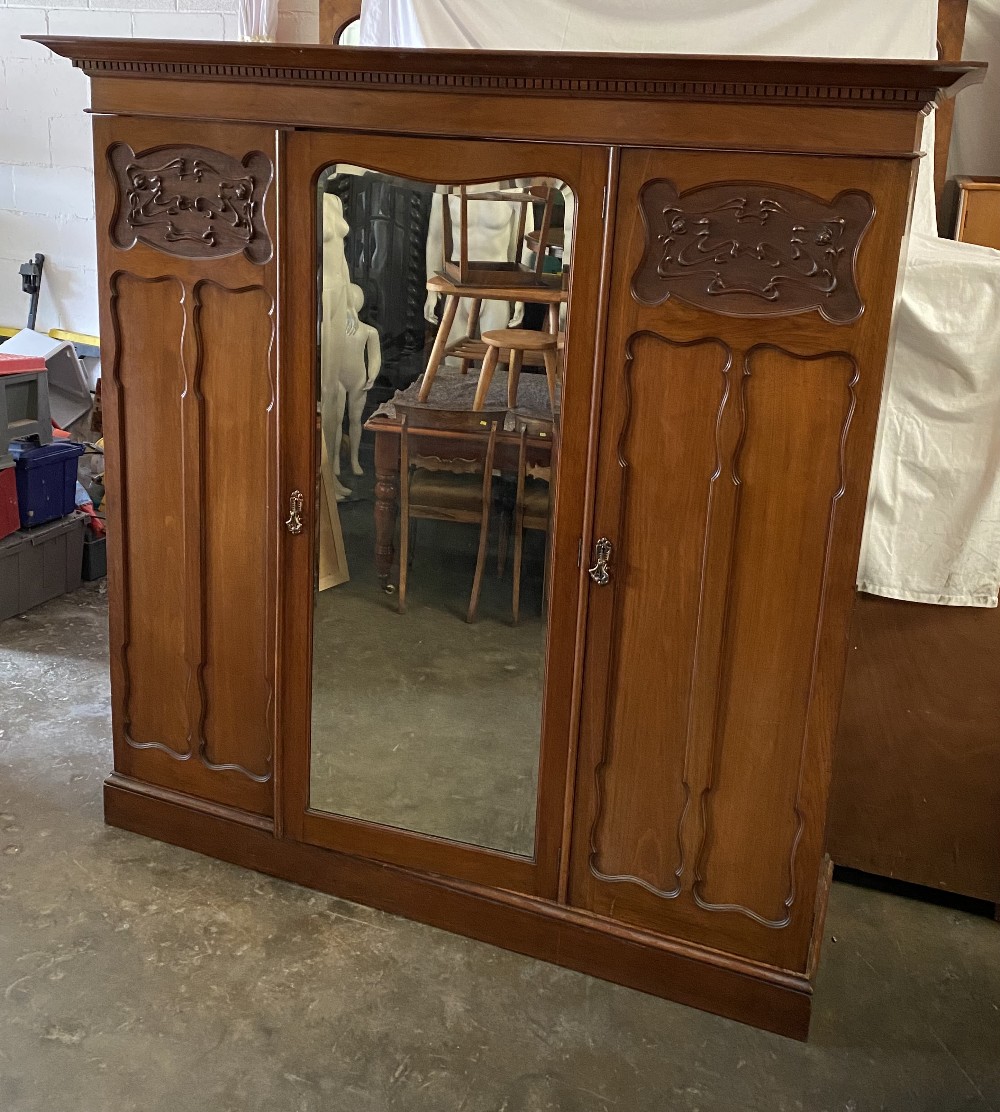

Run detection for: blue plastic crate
[[9, 440, 85, 528]]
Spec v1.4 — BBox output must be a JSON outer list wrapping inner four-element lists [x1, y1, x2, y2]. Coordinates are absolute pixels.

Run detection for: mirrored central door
[[280, 131, 610, 897]]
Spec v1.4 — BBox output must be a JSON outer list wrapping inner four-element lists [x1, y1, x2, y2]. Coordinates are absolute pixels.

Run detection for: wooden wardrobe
[[37, 34, 982, 1039]]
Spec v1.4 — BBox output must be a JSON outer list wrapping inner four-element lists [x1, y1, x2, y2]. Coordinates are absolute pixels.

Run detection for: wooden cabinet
[[829, 593, 1000, 906], [37, 35, 982, 1039], [954, 177, 1000, 249]]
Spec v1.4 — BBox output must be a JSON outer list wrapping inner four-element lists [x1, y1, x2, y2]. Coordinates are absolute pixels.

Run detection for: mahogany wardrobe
[[36, 35, 983, 1039]]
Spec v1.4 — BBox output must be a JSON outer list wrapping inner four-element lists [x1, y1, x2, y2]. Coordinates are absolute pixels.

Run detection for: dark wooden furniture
[[397, 408, 505, 621], [828, 596, 1000, 907], [829, 159, 1000, 908], [35, 34, 984, 1039], [367, 403, 554, 592]]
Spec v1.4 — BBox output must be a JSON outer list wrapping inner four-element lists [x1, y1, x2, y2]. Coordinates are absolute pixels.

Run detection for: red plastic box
[[0, 353, 47, 376], [0, 461, 18, 541]]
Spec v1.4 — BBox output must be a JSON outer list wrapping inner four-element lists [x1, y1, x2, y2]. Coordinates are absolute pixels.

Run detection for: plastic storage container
[[0, 331, 92, 430], [0, 459, 18, 541], [0, 513, 85, 621], [82, 532, 107, 581], [0, 353, 52, 448], [9, 439, 85, 528]]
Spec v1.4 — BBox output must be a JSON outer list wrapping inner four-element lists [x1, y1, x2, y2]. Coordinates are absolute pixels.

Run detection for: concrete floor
[[2, 586, 1000, 1112], [311, 459, 544, 855]]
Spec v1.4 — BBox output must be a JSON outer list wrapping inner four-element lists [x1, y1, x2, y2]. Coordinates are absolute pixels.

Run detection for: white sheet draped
[[359, 0, 937, 57], [858, 233, 1000, 605], [360, 0, 1000, 605]]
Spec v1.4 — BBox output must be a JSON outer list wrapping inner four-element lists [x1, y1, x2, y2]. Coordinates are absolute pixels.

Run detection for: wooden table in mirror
[[366, 370, 556, 603]]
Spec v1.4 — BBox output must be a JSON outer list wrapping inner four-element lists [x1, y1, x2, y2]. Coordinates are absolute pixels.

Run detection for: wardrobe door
[[569, 147, 916, 971], [97, 116, 279, 817], [278, 130, 609, 897]]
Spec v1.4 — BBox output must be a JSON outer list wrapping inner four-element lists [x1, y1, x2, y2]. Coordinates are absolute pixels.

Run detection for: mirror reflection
[[309, 167, 574, 857], [335, 17, 360, 44]]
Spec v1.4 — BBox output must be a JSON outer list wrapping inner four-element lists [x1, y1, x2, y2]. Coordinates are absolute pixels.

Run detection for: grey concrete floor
[[311, 465, 544, 856], [2, 585, 1000, 1112]]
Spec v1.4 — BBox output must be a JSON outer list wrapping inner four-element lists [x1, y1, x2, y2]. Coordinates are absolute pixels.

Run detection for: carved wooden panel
[[572, 335, 860, 955], [195, 281, 276, 782], [109, 273, 277, 802], [589, 331, 732, 897], [632, 181, 874, 323], [692, 345, 858, 926], [97, 118, 278, 818], [111, 272, 190, 757], [108, 143, 273, 263]]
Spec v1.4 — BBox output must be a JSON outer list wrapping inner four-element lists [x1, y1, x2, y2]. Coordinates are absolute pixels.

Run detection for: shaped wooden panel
[[589, 331, 732, 897], [111, 272, 190, 757], [194, 281, 276, 783], [571, 146, 915, 974], [692, 345, 858, 926], [98, 116, 279, 818]]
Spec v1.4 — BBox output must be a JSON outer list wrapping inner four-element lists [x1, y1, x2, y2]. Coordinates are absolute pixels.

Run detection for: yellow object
[[0, 326, 100, 346], [49, 328, 100, 347]]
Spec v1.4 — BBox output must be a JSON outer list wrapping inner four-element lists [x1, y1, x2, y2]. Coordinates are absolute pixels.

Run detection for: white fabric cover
[[359, 0, 937, 57], [361, 0, 1000, 605], [858, 233, 1000, 605]]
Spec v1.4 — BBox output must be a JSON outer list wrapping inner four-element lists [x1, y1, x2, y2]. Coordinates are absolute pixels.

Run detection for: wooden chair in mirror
[[397, 407, 507, 621], [511, 423, 555, 625]]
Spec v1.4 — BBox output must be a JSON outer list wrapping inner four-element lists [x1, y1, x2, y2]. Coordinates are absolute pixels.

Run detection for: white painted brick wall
[[0, 0, 318, 336]]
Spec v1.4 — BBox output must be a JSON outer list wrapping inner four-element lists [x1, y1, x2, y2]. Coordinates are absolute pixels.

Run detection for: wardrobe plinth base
[[104, 773, 813, 1041]]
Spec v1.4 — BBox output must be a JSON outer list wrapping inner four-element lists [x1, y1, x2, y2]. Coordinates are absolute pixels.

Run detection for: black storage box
[[82, 532, 107, 581]]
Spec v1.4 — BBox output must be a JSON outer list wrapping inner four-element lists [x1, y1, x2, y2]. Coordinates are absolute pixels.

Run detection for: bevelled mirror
[[309, 165, 575, 857]]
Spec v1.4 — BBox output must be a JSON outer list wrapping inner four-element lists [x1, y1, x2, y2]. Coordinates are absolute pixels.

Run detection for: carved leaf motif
[[632, 181, 874, 323], [108, 143, 273, 263]]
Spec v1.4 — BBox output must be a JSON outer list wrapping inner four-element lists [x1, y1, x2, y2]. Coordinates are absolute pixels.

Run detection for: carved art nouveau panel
[[108, 142, 273, 263], [632, 180, 873, 323], [97, 118, 279, 817]]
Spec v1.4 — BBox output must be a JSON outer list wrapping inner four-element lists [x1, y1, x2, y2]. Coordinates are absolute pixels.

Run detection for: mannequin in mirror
[[321, 194, 381, 497], [424, 184, 529, 354], [332, 282, 381, 488]]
